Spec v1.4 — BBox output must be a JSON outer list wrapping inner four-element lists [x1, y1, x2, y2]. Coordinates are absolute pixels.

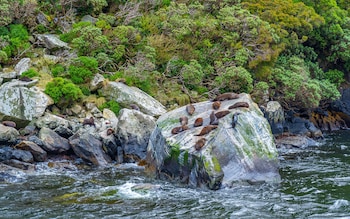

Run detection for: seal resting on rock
[[179, 116, 189, 126], [83, 117, 95, 127], [212, 101, 221, 110], [213, 92, 239, 101], [215, 110, 230, 119], [228, 102, 249, 109], [130, 104, 140, 111], [186, 104, 195, 116], [1, 120, 16, 128], [210, 111, 219, 125], [195, 125, 218, 136], [19, 76, 33, 82], [171, 125, 189, 135], [194, 138, 207, 151], [194, 117, 203, 127], [232, 112, 241, 128], [107, 128, 114, 136]]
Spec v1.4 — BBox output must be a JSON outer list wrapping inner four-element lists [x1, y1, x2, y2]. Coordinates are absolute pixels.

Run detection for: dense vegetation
[[0, 0, 349, 111]]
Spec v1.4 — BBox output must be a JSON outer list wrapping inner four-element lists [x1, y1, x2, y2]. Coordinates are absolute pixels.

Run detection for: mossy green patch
[[158, 117, 179, 129]]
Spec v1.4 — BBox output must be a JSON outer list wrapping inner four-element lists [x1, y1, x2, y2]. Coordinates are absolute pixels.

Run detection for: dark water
[[0, 131, 349, 219]]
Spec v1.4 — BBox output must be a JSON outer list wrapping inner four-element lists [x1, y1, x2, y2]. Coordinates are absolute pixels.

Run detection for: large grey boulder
[[102, 82, 167, 116], [0, 81, 53, 123], [36, 34, 70, 50], [0, 124, 20, 143], [263, 101, 285, 135], [146, 93, 280, 190], [39, 127, 71, 153], [69, 132, 112, 166], [117, 108, 156, 162]]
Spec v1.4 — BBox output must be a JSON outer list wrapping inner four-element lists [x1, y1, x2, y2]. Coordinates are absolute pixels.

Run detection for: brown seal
[[212, 101, 221, 110], [194, 138, 207, 151], [228, 102, 249, 109], [194, 117, 203, 127], [215, 110, 230, 119], [210, 111, 219, 125], [107, 128, 114, 136], [1, 121, 16, 128], [213, 93, 239, 101], [195, 125, 218, 136], [186, 104, 195, 116], [171, 125, 189, 135], [179, 116, 189, 126], [83, 117, 95, 127]]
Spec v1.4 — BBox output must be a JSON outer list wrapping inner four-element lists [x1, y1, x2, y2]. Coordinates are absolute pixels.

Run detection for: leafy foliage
[[44, 77, 83, 104], [98, 100, 121, 116]]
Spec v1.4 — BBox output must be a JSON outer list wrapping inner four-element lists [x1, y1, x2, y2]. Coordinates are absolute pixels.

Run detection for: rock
[[14, 141, 47, 162], [81, 15, 98, 24], [263, 101, 285, 135], [0, 146, 13, 161], [90, 73, 105, 92], [4, 159, 35, 171], [99, 129, 120, 161], [0, 124, 20, 143], [69, 132, 112, 166], [35, 112, 78, 135], [102, 82, 167, 116], [11, 149, 34, 163], [0, 70, 17, 80], [275, 135, 319, 149], [36, 34, 70, 50], [14, 58, 31, 76], [146, 93, 280, 190], [36, 12, 50, 27], [0, 81, 53, 122], [103, 108, 119, 128], [39, 127, 71, 153], [117, 109, 156, 162]]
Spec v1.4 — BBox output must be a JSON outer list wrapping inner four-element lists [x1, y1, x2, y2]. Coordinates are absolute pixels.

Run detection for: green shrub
[[0, 50, 8, 63], [68, 56, 98, 84], [21, 68, 39, 78], [324, 69, 345, 87], [98, 100, 121, 116], [51, 64, 65, 77], [45, 77, 83, 104], [214, 66, 253, 93]]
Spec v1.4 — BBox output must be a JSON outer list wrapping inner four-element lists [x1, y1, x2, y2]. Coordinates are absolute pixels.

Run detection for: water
[[0, 131, 349, 218]]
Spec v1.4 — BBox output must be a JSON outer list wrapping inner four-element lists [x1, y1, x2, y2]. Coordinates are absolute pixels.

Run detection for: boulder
[[117, 109, 156, 162], [39, 127, 71, 153], [36, 34, 70, 50], [69, 132, 112, 166], [0, 81, 53, 123], [0, 124, 20, 144], [275, 135, 319, 149], [102, 82, 167, 116], [35, 112, 78, 137], [14, 58, 31, 76], [14, 141, 47, 162], [263, 101, 284, 135], [103, 108, 119, 128], [90, 73, 105, 92], [146, 93, 280, 190], [11, 149, 34, 163]]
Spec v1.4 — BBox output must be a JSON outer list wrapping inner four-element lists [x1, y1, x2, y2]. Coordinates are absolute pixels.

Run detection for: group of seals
[[171, 93, 249, 151]]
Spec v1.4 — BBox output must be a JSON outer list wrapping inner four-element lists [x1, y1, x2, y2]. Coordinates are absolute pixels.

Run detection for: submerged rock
[[146, 93, 280, 190]]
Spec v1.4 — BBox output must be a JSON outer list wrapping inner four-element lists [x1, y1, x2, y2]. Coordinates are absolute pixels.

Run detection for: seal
[[210, 111, 219, 125], [130, 104, 140, 111], [228, 102, 249, 109], [194, 138, 207, 151], [186, 104, 195, 116], [212, 101, 221, 110], [213, 92, 239, 101], [1, 120, 16, 128], [215, 110, 230, 119], [179, 116, 189, 126], [19, 76, 33, 82], [195, 125, 218, 136], [83, 117, 95, 127], [171, 125, 189, 135], [107, 128, 114, 136], [232, 112, 241, 128], [194, 117, 203, 127]]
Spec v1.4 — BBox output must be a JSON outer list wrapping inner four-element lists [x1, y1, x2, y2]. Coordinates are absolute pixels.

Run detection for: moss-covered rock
[[146, 93, 280, 190]]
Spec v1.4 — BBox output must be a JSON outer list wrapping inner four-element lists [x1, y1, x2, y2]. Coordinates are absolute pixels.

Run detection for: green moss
[[158, 117, 179, 129], [101, 189, 118, 197], [212, 156, 221, 172]]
